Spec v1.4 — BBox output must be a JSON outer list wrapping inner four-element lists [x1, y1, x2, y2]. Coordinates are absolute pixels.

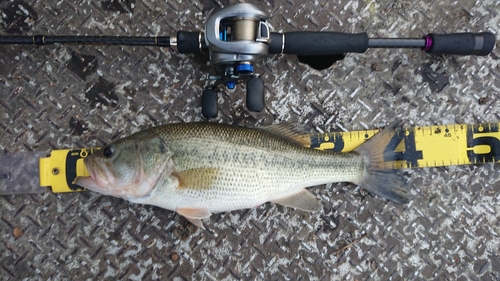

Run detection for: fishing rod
[[0, 3, 495, 118]]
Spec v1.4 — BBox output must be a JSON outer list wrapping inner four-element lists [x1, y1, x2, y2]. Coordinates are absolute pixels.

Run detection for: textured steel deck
[[1, 0, 499, 280]]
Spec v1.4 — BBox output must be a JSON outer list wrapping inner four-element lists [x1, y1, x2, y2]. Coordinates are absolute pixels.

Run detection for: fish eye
[[102, 145, 114, 158]]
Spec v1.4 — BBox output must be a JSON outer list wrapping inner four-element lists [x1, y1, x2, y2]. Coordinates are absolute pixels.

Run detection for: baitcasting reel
[[183, 3, 495, 118], [0, 3, 496, 118], [201, 3, 271, 118]]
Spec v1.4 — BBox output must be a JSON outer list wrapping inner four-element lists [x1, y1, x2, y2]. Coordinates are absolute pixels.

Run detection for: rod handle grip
[[424, 32, 495, 56], [269, 32, 369, 55], [177, 31, 203, 53]]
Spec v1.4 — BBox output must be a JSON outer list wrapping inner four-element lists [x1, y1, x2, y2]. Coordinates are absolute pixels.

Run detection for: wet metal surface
[[1, 0, 499, 279]]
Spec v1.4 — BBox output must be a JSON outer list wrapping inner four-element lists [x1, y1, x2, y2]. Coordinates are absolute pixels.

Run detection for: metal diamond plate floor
[[1, 0, 499, 280]]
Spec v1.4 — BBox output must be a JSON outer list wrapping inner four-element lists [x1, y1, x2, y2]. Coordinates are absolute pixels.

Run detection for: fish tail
[[353, 121, 411, 203]]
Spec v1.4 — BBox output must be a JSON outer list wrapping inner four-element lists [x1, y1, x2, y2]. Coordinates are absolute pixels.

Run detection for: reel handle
[[423, 32, 495, 56]]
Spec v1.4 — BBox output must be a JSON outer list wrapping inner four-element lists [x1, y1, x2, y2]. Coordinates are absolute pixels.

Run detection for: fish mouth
[[75, 156, 140, 199], [74, 151, 160, 200], [74, 158, 97, 189], [74, 157, 113, 195]]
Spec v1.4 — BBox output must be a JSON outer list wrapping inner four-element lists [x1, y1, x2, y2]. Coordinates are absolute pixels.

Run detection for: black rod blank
[[0, 35, 171, 46], [368, 38, 426, 48]]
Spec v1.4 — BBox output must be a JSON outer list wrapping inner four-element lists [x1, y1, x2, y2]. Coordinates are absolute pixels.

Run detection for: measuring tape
[[310, 122, 500, 168], [40, 122, 500, 193]]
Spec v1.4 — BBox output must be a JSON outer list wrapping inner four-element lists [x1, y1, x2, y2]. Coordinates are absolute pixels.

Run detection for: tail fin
[[353, 121, 411, 203]]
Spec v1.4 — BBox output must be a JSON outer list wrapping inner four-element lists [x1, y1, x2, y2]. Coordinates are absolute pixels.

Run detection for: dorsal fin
[[259, 123, 311, 147]]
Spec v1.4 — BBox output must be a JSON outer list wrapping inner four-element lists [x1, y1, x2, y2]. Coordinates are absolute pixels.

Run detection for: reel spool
[[230, 18, 259, 41], [202, 3, 271, 118]]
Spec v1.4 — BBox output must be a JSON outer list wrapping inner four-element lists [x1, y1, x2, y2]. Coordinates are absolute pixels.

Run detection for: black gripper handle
[[269, 32, 369, 55], [177, 31, 202, 54], [425, 32, 495, 56]]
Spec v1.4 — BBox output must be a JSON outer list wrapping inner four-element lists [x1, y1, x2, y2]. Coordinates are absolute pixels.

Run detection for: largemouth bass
[[75, 122, 409, 229]]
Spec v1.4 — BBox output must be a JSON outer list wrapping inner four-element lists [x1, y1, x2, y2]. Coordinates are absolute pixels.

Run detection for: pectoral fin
[[174, 168, 220, 190], [176, 208, 212, 230], [272, 189, 323, 212]]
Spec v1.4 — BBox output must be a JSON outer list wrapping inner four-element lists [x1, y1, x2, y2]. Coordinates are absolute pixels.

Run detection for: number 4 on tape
[[383, 128, 423, 168]]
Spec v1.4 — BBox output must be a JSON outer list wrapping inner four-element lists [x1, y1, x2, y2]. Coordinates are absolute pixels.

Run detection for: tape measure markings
[[38, 122, 500, 193], [310, 122, 500, 168]]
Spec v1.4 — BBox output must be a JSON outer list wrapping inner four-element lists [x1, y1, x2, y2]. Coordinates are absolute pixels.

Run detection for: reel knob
[[246, 76, 265, 112], [202, 89, 218, 118]]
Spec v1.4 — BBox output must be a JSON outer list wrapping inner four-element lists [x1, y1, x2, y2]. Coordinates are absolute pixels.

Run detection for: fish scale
[[148, 141, 354, 212], [75, 122, 409, 229]]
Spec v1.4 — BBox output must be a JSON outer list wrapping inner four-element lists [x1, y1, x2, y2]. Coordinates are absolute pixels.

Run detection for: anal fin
[[272, 189, 322, 212]]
